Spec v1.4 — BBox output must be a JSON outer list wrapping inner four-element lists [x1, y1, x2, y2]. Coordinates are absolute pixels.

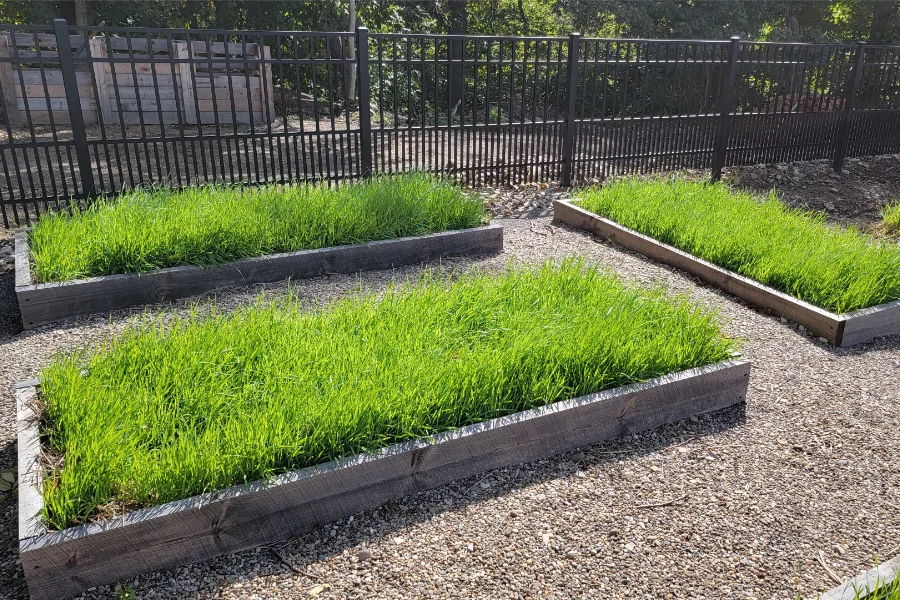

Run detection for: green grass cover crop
[[39, 260, 735, 529], [574, 178, 900, 313], [882, 201, 900, 234], [29, 173, 485, 283]]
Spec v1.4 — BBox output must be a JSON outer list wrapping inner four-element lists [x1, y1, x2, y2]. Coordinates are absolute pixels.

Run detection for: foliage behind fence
[[0, 20, 898, 227]]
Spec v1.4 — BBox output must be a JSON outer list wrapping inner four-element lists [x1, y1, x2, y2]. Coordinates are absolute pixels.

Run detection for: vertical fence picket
[[1, 24, 900, 225], [833, 41, 866, 172], [711, 36, 740, 182], [53, 19, 94, 199], [561, 32, 580, 187], [356, 27, 373, 178]]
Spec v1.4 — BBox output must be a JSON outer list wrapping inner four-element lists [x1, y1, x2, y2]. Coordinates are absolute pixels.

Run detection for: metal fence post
[[711, 36, 740, 182], [560, 32, 580, 187], [833, 41, 866, 172], [54, 18, 95, 199], [356, 26, 373, 178]]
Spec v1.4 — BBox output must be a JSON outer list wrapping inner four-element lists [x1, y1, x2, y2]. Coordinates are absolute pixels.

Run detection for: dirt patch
[[724, 155, 900, 227]]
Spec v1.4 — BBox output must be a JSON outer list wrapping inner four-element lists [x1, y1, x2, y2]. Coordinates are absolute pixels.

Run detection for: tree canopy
[[0, 0, 897, 44]]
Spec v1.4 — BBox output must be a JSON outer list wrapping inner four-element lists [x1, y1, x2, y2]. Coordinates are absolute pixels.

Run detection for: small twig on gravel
[[636, 494, 688, 509], [530, 223, 549, 236], [817, 550, 844, 585], [664, 437, 697, 452], [266, 546, 322, 580]]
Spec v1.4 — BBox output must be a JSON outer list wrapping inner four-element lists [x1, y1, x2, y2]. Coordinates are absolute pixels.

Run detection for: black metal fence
[[1, 20, 899, 226]]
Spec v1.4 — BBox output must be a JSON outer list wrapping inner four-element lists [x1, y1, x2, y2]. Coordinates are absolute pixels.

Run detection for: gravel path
[[1, 210, 899, 600]]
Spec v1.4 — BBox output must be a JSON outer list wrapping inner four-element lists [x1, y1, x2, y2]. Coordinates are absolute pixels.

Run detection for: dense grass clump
[[574, 178, 900, 313], [882, 201, 900, 234], [29, 173, 485, 283], [39, 260, 735, 529]]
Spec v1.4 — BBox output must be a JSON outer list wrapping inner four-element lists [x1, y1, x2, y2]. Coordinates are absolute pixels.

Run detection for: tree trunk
[[448, 0, 467, 122], [74, 0, 89, 26], [869, 1, 897, 44]]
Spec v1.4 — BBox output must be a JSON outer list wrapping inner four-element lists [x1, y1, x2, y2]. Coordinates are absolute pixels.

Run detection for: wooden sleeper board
[[17, 359, 751, 600], [819, 555, 900, 600], [15, 224, 504, 328], [553, 200, 900, 347]]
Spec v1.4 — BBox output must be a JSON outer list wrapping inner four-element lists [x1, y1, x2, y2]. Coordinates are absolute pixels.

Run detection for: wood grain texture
[[838, 299, 900, 347], [174, 41, 197, 125], [552, 200, 898, 347], [14, 230, 31, 290], [18, 359, 750, 600], [16, 225, 503, 329], [89, 38, 113, 126], [16, 384, 44, 541], [0, 37, 22, 126], [820, 554, 900, 600]]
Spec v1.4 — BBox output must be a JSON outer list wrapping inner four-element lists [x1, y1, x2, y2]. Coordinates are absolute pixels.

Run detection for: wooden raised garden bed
[[553, 200, 900, 347], [17, 359, 750, 599], [15, 224, 503, 328]]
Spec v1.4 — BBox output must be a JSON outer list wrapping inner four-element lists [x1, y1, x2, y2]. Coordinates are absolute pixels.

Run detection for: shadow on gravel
[[0, 438, 28, 600], [0, 404, 747, 599], [185, 403, 747, 597], [0, 271, 22, 338]]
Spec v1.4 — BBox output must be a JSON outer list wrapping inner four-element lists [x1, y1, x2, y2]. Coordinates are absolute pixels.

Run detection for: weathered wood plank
[[109, 85, 179, 100], [18, 359, 750, 600], [116, 98, 253, 113], [14, 83, 94, 98], [109, 72, 178, 88], [820, 555, 900, 600], [21, 109, 99, 125], [105, 37, 171, 53], [90, 37, 113, 126], [553, 200, 849, 345], [8, 32, 85, 49], [16, 68, 92, 86], [16, 225, 504, 328], [195, 86, 250, 100], [16, 384, 44, 540], [839, 299, 900, 347], [194, 74, 258, 88], [262, 46, 275, 121], [0, 37, 22, 126], [190, 40, 259, 57], [174, 41, 197, 125], [17, 96, 97, 111], [13, 230, 31, 290]]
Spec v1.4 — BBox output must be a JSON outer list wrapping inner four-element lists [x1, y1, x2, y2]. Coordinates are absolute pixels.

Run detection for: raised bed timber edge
[[819, 554, 900, 600], [17, 359, 750, 600], [552, 200, 900, 347], [14, 224, 504, 329]]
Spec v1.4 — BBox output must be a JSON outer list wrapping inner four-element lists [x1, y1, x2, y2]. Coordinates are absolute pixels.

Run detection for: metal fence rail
[[1, 20, 899, 226]]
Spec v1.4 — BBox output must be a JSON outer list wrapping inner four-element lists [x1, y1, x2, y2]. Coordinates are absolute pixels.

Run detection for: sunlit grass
[[38, 260, 736, 530], [840, 570, 900, 600], [882, 201, 900, 234], [574, 178, 900, 313], [29, 173, 486, 283]]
